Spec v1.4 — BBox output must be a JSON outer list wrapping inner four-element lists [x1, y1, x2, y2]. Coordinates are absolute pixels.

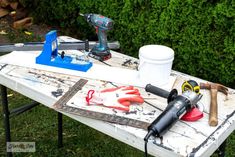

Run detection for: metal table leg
[[1, 85, 63, 155], [58, 112, 63, 148], [1, 85, 12, 157], [218, 140, 227, 157]]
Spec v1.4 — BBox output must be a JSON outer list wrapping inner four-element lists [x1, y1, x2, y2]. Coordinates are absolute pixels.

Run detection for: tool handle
[[145, 84, 169, 99], [209, 88, 218, 126], [97, 27, 108, 49]]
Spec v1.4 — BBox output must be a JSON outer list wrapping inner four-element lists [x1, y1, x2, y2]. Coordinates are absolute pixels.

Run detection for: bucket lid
[[139, 45, 174, 61]]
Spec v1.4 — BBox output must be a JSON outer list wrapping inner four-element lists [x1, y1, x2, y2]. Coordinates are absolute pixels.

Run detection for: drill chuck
[[84, 13, 113, 30]]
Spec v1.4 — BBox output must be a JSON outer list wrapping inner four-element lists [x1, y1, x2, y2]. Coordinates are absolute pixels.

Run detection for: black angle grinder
[[144, 84, 202, 156]]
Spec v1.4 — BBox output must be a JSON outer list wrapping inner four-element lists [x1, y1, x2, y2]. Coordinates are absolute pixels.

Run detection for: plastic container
[[138, 45, 174, 86]]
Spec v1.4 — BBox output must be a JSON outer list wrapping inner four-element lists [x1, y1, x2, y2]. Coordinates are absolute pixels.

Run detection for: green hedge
[[22, 0, 235, 88]]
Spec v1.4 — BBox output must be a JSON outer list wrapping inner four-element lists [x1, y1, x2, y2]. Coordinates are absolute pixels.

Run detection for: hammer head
[[200, 82, 228, 96]]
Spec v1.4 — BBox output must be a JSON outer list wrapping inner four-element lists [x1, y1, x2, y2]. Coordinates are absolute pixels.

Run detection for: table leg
[[218, 140, 226, 157], [58, 112, 63, 148], [1, 85, 12, 157]]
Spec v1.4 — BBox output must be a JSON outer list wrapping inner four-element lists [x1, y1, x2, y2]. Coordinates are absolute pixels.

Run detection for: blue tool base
[[35, 30, 92, 72], [36, 55, 92, 72]]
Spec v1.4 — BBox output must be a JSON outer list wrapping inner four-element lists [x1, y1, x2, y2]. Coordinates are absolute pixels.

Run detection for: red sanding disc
[[181, 107, 203, 121]]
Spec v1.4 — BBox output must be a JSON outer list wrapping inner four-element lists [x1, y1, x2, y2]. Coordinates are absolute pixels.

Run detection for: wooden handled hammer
[[200, 83, 228, 126]]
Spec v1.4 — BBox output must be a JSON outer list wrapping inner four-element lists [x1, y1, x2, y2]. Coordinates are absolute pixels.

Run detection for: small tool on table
[[180, 80, 204, 121], [144, 84, 203, 137], [182, 80, 200, 94], [144, 84, 203, 157], [36, 30, 93, 72], [80, 13, 113, 61], [200, 82, 228, 126]]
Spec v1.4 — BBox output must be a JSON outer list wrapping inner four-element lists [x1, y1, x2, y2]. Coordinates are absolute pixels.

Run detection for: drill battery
[[88, 51, 111, 61]]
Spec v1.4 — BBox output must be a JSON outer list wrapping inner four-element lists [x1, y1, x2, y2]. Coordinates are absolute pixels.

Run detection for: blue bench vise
[[36, 30, 92, 72]]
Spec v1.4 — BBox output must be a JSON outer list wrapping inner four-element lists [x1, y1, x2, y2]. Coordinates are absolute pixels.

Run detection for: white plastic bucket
[[138, 45, 174, 86]]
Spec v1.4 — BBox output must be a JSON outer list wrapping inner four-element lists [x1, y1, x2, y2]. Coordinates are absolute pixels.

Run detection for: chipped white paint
[[0, 37, 235, 157]]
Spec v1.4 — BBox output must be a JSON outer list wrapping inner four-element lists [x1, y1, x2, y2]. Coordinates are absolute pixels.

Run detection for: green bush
[[22, 0, 235, 88]]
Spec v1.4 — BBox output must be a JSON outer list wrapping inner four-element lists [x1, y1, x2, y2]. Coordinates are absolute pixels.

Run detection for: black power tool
[[80, 13, 113, 61], [144, 84, 202, 156]]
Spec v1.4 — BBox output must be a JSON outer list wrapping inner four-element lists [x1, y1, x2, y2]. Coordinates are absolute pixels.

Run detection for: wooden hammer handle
[[209, 88, 218, 126]]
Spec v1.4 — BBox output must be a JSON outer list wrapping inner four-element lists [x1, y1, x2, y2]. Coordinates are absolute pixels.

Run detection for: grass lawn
[[0, 17, 235, 157]]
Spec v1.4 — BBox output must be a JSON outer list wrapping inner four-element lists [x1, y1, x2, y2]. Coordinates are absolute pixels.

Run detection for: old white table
[[0, 36, 235, 157]]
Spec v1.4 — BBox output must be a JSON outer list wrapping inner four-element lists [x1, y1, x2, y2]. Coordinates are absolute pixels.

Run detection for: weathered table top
[[0, 36, 235, 157]]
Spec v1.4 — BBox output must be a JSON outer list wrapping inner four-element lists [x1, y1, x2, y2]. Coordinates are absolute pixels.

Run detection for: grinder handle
[[145, 84, 169, 99], [209, 88, 218, 126]]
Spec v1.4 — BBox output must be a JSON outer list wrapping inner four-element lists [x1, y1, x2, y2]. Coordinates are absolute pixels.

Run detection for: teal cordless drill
[[80, 13, 113, 61]]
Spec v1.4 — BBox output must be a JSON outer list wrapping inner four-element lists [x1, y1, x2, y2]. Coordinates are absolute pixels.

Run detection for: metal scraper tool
[[53, 79, 149, 130]]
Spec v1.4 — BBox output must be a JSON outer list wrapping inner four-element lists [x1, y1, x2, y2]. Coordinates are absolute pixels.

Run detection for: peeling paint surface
[[0, 37, 235, 157]]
